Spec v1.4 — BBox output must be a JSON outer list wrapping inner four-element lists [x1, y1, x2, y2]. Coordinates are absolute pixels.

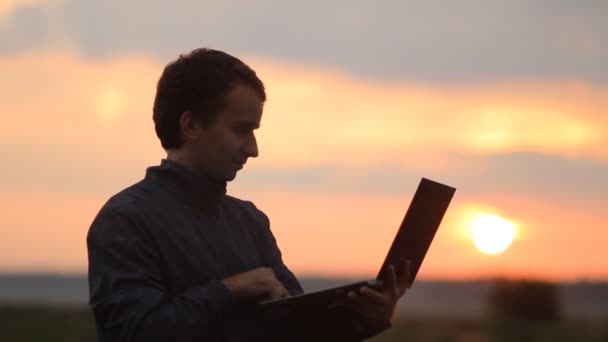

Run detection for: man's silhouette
[[87, 48, 408, 341]]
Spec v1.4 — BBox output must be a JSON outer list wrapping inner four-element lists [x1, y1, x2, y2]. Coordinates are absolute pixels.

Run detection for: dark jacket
[[87, 159, 373, 341]]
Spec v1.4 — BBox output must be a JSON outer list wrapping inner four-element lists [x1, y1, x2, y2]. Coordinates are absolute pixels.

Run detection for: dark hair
[[152, 48, 266, 149]]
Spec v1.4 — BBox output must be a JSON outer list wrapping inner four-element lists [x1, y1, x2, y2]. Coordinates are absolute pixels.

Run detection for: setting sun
[[471, 214, 516, 255]]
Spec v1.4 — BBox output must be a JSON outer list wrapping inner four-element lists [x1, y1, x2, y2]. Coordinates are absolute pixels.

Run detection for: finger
[[328, 288, 359, 309], [330, 291, 358, 310], [282, 285, 290, 297], [359, 286, 391, 306], [270, 284, 288, 299], [397, 259, 411, 289], [345, 292, 389, 321], [345, 291, 373, 314], [392, 260, 411, 299], [281, 286, 290, 298], [385, 264, 399, 297], [352, 291, 388, 312]]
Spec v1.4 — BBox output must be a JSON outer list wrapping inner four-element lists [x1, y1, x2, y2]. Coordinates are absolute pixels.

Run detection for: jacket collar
[[145, 159, 227, 207]]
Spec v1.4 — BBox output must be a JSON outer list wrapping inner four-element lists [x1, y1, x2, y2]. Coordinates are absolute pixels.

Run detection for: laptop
[[258, 177, 456, 311]]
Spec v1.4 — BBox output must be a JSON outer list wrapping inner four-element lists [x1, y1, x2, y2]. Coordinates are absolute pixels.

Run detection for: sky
[[0, 0, 606, 281]]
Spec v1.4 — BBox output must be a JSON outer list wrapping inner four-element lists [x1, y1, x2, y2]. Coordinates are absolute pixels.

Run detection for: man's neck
[[165, 149, 227, 186], [166, 149, 200, 175]]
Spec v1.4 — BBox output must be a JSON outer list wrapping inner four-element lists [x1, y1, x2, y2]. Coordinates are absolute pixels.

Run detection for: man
[[87, 48, 409, 341]]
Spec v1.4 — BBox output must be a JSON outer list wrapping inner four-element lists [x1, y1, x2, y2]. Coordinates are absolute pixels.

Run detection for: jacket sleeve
[[87, 206, 236, 342], [248, 204, 304, 296], [248, 204, 391, 341]]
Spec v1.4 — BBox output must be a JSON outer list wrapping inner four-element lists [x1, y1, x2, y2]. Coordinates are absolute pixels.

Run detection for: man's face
[[190, 84, 263, 182]]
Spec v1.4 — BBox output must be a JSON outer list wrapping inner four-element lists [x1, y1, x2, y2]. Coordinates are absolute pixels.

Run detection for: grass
[[369, 316, 608, 342], [0, 305, 97, 342], [1, 305, 606, 341]]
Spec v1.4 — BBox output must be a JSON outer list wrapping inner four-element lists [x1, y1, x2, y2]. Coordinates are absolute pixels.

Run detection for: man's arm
[[87, 207, 235, 342], [251, 205, 304, 296]]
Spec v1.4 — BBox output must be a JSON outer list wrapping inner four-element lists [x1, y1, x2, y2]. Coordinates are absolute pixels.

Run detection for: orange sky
[[1, 49, 607, 281]]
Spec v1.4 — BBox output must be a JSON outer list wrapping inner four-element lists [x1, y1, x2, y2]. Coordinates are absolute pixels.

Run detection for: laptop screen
[[376, 178, 456, 287]]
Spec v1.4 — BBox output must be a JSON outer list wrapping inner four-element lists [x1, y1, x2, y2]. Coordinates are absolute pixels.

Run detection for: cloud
[[0, 48, 606, 277], [0, 4, 50, 52], [1, 49, 606, 204], [1, 0, 607, 83], [256, 61, 608, 166], [235, 152, 608, 212], [0, 0, 48, 18]]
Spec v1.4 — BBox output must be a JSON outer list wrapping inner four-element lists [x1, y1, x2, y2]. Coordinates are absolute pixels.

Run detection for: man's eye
[[234, 127, 252, 135]]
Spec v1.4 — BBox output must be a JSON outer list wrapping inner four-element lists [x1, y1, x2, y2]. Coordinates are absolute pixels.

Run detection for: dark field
[[1, 305, 606, 342]]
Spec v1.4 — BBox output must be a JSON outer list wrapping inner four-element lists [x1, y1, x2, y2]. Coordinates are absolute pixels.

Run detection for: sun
[[471, 214, 515, 255]]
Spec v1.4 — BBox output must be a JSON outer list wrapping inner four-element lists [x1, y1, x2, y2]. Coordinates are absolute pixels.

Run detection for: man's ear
[[179, 111, 202, 142]]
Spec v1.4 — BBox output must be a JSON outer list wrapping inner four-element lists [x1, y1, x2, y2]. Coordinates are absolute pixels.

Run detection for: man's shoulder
[[87, 181, 148, 241], [104, 180, 152, 212], [223, 195, 269, 223], [91, 178, 161, 228]]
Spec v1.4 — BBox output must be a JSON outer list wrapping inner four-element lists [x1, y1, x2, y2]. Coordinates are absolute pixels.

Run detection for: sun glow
[[471, 214, 516, 255], [95, 85, 127, 121]]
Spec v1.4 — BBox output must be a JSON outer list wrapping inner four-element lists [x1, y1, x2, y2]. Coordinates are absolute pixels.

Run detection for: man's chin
[[207, 170, 237, 183], [224, 171, 238, 182]]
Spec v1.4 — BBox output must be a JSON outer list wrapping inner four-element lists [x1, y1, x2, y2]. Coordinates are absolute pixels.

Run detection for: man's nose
[[245, 134, 258, 158]]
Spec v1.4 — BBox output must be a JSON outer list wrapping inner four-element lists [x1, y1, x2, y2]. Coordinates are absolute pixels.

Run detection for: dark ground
[[1, 305, 606, 342]]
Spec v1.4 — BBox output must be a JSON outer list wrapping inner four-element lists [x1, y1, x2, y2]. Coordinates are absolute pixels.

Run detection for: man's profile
[[87, 48, 408, 341]]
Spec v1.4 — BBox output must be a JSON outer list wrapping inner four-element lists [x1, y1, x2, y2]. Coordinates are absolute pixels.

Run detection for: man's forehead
[[214, 85, 264, 126], [232, 119, 260, 128], [219, 104, 263, 127]]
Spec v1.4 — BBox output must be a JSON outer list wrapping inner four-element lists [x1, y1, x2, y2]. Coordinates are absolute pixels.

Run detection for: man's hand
[[222, 267, 289, 300], [336, 260, 411, 330]]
